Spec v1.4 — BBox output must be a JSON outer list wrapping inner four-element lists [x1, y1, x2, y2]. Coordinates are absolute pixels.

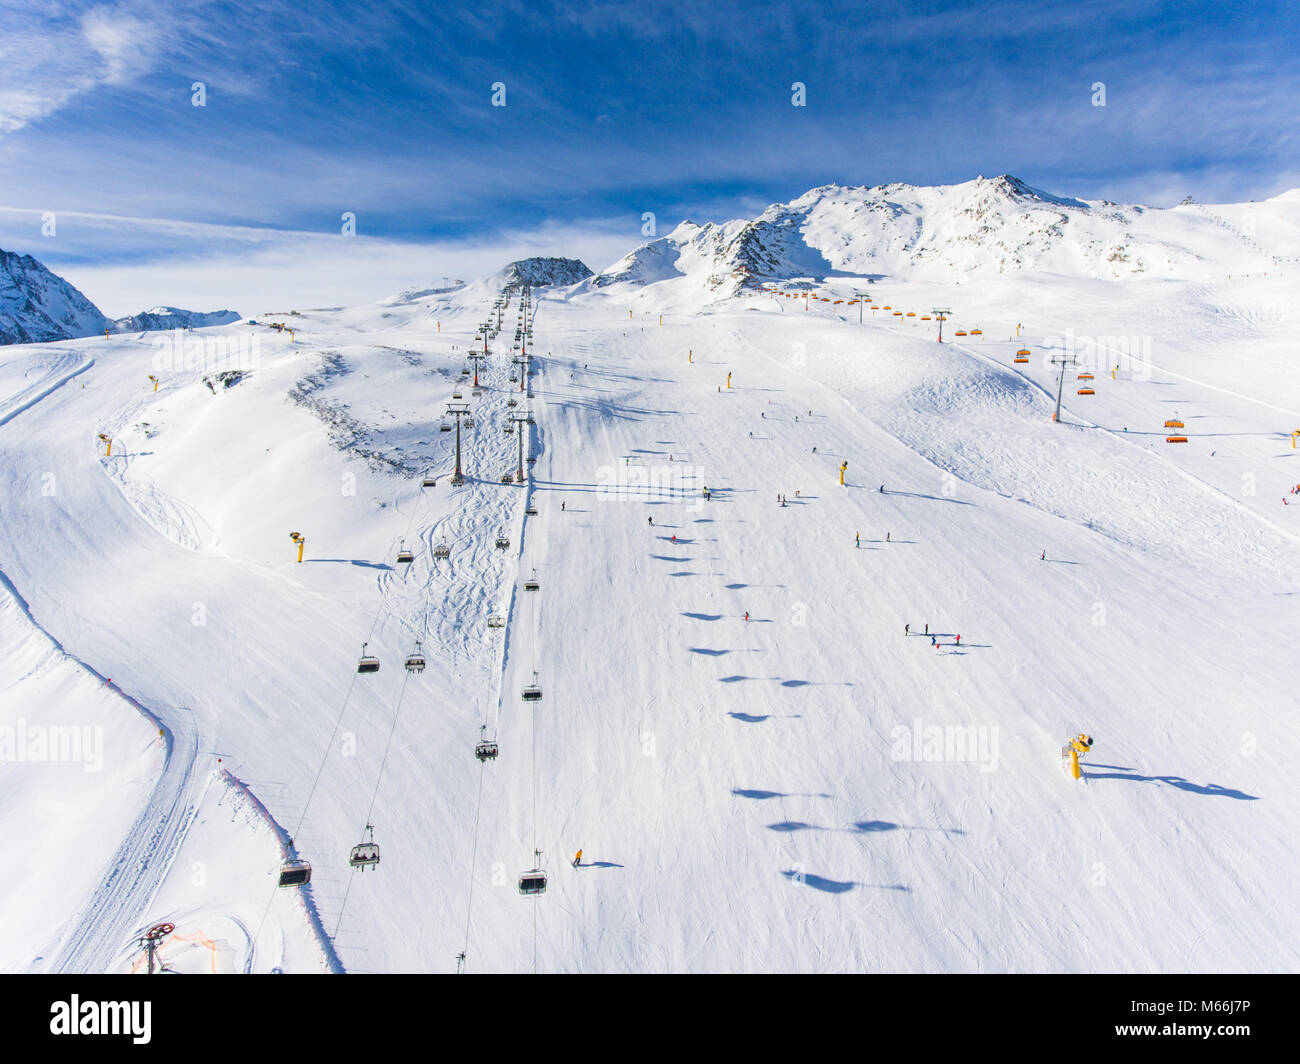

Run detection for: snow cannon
[[1061, 734, 1094, 780]]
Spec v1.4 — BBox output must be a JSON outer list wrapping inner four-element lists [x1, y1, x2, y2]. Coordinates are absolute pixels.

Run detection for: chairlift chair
[[349, 824, 380, 870], [396, 540, 414, 564], [440, 422, 452, 432], [523, 570, 539, 591], [421, 476, 437, 487], [496, 535, 510, 549], [518, 851, 547, 895], [405, 641, 426, 672], [278, 858, 312, 888], [501, 472, 514, 484], [507, 398, 518, 407], [525, 504, 537, 514], [433, 543, 451, 559], [487, 614, 505, 629], [475, 725, 499, 762], [357, 643, 380, 674]]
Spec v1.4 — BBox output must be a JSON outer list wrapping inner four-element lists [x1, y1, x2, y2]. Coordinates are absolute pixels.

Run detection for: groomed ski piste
[[2, 245, 1299, 973]]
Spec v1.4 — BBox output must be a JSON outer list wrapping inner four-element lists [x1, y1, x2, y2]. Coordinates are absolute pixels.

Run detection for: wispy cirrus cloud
[[0, 1, 173, 133]]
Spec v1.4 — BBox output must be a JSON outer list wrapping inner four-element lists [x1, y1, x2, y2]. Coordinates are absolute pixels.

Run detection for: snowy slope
[[1, 218, 1298, 973]]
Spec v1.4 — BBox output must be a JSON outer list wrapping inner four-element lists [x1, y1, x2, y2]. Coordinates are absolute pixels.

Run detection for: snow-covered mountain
[[0, 247, 242, 345], [592, 175, 1297, 294], [0, 249, 110, 345], [110, 306, 242, 333], [495, 256, 592, 288]]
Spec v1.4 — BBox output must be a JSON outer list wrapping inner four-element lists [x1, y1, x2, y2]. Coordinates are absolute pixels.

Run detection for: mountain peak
[[498, 256, 592, 288]]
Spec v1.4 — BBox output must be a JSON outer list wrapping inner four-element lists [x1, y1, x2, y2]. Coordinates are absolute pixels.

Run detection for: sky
[[0, 0, 1296, 314]]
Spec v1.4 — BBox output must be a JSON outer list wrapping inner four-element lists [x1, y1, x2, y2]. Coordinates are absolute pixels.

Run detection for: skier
[[812, 446, 817, 454], [671, 534, 676, 543], [561, 501, 566, 512], [924, 623, 928, 635], [931, 636, 937, 648], [886, 532, 890, 543], [1040, 550, 1045, 560], [744, 611, 750, 622], [855, 532, 860, 548], [955, 634, 961, 645], [573, 850, 582, 868], [648, 516, 653, 525], [905, 623, 910, 636], [879, 485, 884, 493]]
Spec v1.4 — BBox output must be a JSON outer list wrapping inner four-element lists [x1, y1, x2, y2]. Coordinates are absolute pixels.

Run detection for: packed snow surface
[[1, 187, 1298, 973]]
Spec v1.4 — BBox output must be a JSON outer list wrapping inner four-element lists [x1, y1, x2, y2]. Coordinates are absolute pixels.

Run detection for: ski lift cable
[[458, 754, 489, 971], [332, 669, 413, 939]]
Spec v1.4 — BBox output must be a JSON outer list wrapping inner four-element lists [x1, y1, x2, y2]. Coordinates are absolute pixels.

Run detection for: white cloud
[[0, 206, 638, 316], [0, 2, 167, 134]]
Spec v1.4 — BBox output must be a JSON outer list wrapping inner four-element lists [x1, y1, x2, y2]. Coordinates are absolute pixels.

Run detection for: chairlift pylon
[[349, 823, 380, 870], [357, 642, 380, 674]]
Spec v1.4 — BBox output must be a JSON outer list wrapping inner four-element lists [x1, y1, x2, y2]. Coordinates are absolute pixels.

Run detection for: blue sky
[[0, 0, 1296, 312]]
